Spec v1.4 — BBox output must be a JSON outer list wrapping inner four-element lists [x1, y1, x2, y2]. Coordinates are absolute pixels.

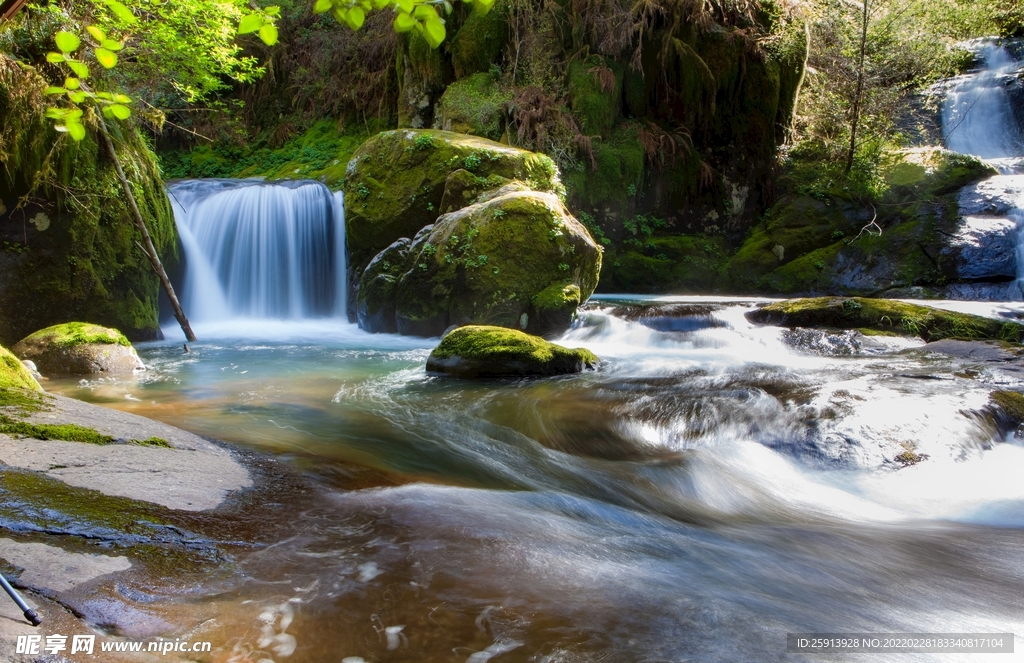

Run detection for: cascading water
[[167, 179, 346, 325], [942, 40, 1024, 296]]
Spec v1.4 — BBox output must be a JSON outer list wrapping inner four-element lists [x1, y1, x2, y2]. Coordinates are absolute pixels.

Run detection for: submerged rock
[[358, 190, 602, 337], [746, 297, 1024, 342], [13, 322, 145, 376], [426, 325, 598, 378]]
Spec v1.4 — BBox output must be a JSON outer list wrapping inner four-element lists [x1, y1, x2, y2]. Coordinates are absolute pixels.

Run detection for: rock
[[745, 297, 1024, 342], [958, 175, 1024, 216], [435, 73, 511, 141], [943, 215, 1018, 281], [425, 325, 598, 377], [343, 129, 563, 275], [12, 322, 145, 376], [358, 190, 602, 337], [884, 147, 997, 196], [0, 344, 42, 393]]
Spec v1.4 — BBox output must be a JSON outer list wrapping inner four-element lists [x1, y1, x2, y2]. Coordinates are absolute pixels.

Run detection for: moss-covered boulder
[[358, 190, 602, 337], [435, 73, 512, 141], [0, 344, 42, 393], [13, 323, 145, 376], [426, 325, 598, 377], [746, 297, 1024, 342], [884, 147, 996, 197], [343, 129, 563, 275]]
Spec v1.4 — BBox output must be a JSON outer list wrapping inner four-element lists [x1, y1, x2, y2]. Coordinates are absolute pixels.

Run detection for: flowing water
[[47, 300, 1024, 662]]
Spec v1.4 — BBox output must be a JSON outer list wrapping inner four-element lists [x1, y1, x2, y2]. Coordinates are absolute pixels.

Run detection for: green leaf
[[348, 6, 365, 29], [258, 23, 278, 45], [423, 15, 445, 48], [67, 121, 86, 141], [101, 39, 123, 52], [413, 4, 435, 18], [474, 0, 494, 12], [95, 48, 118, 68], [86, 25, 106, 42], [67, 108, 83, 119], [69, 91, 88, 103], [114, 93, 132, 103], [393, 11, 416, 32], [238, 13, 263, 34], [372, 0, 389, 9], [333, 6, 348, 23], [397, 0, 414, 13], [65, 77, 80, 90], [46, 52, 66, 63], [44, 86, 65, 95], [313, 0, 332, 13], [67, 60, 90, 78], [109, 103, 131, 120], [96, 91, 112, 100], [45, 108, 68, 119], [55, 31, 81, 53], [103, 0, 138, 24]]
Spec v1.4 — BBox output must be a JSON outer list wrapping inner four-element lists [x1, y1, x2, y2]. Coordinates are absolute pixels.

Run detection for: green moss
[[450, 0, 510, 78], [747, 297, 1024, 342], [344, 129, 563, 270], [883, 148, 996, 198], [568, 55, 623, 137], [564, 123, 644, 210], [426, 325, 598, 377], [990, 390, 1024, 422], [436, 73, 512, 141], [0, 345, 41, 392], [16, 322, 130, 349], [0, 414, 113, 445], [134, 436, 171, 448]]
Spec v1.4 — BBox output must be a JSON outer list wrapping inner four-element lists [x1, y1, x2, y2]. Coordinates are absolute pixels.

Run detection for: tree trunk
[[845, 0, 869, 175], [95, 113, 197, 342]]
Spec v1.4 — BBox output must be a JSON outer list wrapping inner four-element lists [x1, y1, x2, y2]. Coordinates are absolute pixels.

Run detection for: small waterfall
[[942, 40, 1024, 297], [168, 179, 346, 322]]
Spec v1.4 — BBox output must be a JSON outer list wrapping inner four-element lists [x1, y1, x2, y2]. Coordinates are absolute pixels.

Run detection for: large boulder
[[13, 323, 145, 376], [746, 297, 1024, 342], [357, 189, 602, 337], [426, 325, 598, 378], [343, 129, 563, 274]]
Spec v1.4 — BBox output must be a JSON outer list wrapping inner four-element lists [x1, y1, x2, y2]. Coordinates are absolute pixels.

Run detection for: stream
[[44, 301, 1024, 662]]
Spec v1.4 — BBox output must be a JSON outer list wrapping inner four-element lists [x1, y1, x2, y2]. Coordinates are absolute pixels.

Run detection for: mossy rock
[[13, 322, 145, 376], [602, 235, 729, 293], [344, 129, 563, 271], [989, 390, 1024, 426], [0, 345, 41, 393], [746, 297, 1024, 342], [358, 190, 602, 337], [426, 325, 598, 377], [884, 148, 996, 198], [449, 1, 510, 78], [435, 73, 512, 141]]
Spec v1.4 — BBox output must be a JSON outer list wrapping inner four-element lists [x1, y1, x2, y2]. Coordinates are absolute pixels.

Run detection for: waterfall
[[942, 40, 1024, 298], [167, 179, 346, 322]]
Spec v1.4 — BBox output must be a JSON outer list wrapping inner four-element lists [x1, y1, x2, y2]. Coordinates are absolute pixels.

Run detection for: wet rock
[[359, 190, 601, 337], [746, 297, 1024, 342], [958, 175, 1024, 216], [943, 216, 1018, 281], [610, 303, 727, 332], [12, 323, 144, 376], [426, 325, 598, 378]]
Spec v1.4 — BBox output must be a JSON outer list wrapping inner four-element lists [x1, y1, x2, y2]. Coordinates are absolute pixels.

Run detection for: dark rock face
[[943, 216, 1018, 282]]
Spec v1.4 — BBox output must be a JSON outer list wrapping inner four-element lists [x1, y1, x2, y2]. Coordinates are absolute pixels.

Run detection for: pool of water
[[44, 298, 1024, 662]]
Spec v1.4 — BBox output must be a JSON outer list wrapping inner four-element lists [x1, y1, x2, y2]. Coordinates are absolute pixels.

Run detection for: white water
[[167, 179, 347, 327]]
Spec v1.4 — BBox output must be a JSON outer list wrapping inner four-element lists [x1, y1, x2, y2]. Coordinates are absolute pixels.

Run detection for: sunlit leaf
[[45, 86, 66, 95], [67, 121, 86, 140], [67, 60, 90, 78], [372, 0, 389, 9], [258, 23, 278, 45], [103, 0, 138, 24], [45, 52, 66, 63], [423, 15, 445, 48], [95, 48, 118, 68], [101, 39, 123, 52], [393, 11, 416, 32], [114, 93, 132, 103], [333, 6, 348, 23], [67, 108, 83, 119], [109, 103, 131, 119], [239, 13, 263, 34], [45, 107, 68, 119], [55, 31, 81, 53], [96, 91, 112, 100], [313, 0, 332, 13], [65, 77, 80, 90], [102, 106, 114, 118], [348, 6, 365, 29], [397, 0, 415, 13], [413, 4, 435, 18], [69, 91, 88, 103], [87, 25, 106, 42]]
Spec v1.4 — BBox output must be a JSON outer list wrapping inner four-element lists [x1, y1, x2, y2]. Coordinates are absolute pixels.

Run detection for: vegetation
[[15, 322, 131, 349], [426, 324, 598, 377]]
